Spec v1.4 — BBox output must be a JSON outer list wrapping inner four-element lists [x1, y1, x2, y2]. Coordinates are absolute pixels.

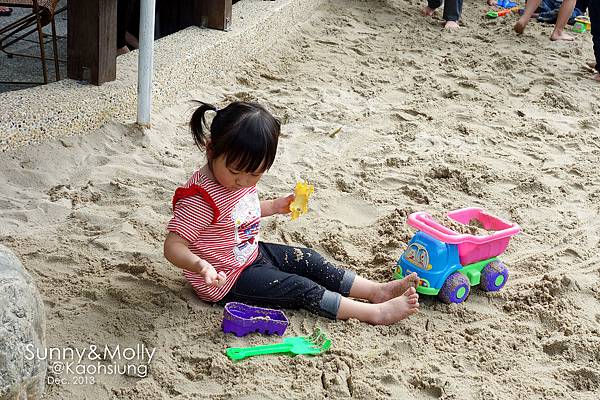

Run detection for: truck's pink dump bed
[[407, 208, 521, 266]]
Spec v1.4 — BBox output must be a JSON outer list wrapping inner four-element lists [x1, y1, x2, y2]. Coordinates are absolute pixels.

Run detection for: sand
[[1, 0, 600, 398]]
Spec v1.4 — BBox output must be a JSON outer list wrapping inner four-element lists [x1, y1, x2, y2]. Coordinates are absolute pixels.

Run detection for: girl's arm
[[260, 194, 294, 217], [163, 232, 226, 286]]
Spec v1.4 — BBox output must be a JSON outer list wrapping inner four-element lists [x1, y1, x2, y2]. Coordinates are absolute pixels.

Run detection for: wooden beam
[[177, 0, 204, 30], [187, 0, 232, 31], [202, 0, 232, 31], [67, 0, 117, 85]]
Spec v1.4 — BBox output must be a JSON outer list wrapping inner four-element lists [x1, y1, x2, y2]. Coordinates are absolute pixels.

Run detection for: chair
[[0, 0, 61, 84]]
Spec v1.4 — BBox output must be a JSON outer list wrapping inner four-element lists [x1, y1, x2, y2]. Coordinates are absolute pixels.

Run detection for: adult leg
[[126, 0, 141, 48], [423, 0, 443, 17], [260, 242, 419, 304], [575, 0, 588, 13], [550, 0, 577, 41], [515, 0, 543, 34], [575, 0, 593, 68], [117, 0, 131, 55], [442, 0, 463, 29], [590, 0, 600, 79]]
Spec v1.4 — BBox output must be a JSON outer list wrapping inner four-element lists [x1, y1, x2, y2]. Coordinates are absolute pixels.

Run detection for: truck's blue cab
[[393, 231, 462, 295]]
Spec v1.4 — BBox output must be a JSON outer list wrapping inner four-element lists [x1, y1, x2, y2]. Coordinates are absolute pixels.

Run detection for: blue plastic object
[[496, 0, 517, 8], [397, 231, 463, 293]]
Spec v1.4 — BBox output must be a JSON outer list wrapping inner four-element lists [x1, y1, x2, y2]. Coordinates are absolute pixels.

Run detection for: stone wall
[[0, 245, 46, 400]]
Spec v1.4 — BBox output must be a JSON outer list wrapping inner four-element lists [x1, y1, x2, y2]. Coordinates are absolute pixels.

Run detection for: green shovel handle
[[226, 343, 292, 360]]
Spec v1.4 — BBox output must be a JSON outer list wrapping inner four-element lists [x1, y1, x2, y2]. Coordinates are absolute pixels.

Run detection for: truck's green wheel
[[439, 272, 470, 304]]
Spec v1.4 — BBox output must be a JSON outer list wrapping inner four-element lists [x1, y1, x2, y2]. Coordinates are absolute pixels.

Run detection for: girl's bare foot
[[550, 31, 574, 41], [372, 272, 419, 303], [422, 6, 435, 17], [514, 18, 528, 34], [445, 21, 460, 30], [375, 287, 419, 325]]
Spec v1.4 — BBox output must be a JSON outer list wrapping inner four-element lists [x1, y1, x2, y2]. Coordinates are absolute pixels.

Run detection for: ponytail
[[188, 100, 280, 172], [189, 101, 218, 150]]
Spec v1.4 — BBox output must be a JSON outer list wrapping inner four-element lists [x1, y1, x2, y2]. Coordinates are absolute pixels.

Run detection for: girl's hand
[[195, 259, 227, 287], [272, 193, 295, 215]]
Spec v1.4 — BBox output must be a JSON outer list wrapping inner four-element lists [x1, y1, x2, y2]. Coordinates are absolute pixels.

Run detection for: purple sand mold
[[222, 302, 289, 337]]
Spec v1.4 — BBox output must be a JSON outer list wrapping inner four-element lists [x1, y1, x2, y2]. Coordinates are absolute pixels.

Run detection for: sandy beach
[[1, 0, 600, 398]]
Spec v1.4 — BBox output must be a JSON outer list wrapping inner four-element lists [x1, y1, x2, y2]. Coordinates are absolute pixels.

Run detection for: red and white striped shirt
[[167, 170, 261, 302]]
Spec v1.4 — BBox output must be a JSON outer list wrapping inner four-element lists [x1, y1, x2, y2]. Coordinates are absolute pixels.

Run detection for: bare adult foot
[[445, 20, 460, 30], [372, 272, 420, 303], [117, 46, 130, 56], [0, 6, 12, 16], [514, 18, 527, 34], [375, 287, 419, 325], [550, 31, 574, 41], [422, 6, 435, 17]]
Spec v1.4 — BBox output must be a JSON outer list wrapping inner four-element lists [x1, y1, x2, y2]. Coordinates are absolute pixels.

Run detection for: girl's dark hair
[[190, 101, 280, 173]]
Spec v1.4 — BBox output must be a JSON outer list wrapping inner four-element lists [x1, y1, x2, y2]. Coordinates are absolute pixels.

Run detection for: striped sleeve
[[167, 195, 213, 243]]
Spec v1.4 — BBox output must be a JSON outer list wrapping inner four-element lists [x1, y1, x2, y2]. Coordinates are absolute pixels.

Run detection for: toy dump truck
[[394, 208, 521, 304]]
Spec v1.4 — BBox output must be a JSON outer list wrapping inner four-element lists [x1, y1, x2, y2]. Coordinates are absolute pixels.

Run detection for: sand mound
[[1, 0, 599, 398]]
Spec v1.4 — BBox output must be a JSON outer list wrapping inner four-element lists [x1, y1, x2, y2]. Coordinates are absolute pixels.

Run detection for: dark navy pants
[[590, 0, 600, 71], [428, 0, 463, 22], [219, 242, 356, 319], [574, 0, 600, 71]]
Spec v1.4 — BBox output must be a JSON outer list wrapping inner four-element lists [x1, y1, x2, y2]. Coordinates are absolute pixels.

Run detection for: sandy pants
[[219, 242, 356, 319]]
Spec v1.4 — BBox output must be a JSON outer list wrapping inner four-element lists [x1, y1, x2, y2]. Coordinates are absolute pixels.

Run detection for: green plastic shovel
[[226, 328, 331, 361]]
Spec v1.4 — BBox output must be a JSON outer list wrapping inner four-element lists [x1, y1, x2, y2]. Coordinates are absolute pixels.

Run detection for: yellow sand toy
[[289, 182, 314, 220]]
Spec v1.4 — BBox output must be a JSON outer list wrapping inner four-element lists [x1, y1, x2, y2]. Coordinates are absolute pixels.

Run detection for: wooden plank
[[67, 0, 117, 85], [156, 1, 183, 37], [178, 0, 204, 30], [199, 0, 232, 31]]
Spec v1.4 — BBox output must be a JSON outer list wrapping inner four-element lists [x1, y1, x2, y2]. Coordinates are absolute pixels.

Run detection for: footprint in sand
[[408, 374, 446, 399], [321, 359, 353, 397], [320, 196, 379, 227], [560, 368, 600, 392]]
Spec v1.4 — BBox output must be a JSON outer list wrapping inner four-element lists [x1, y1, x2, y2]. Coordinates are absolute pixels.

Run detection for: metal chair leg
[[51, 15, 59, 81], [32, 0, 48, 84]]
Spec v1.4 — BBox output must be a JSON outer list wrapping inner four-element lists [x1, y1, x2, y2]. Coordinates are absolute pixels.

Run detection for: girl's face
[[210, 156, 264, 191]]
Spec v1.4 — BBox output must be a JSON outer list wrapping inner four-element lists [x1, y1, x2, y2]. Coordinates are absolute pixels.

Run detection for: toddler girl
[[164, 101, 420, 325]]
